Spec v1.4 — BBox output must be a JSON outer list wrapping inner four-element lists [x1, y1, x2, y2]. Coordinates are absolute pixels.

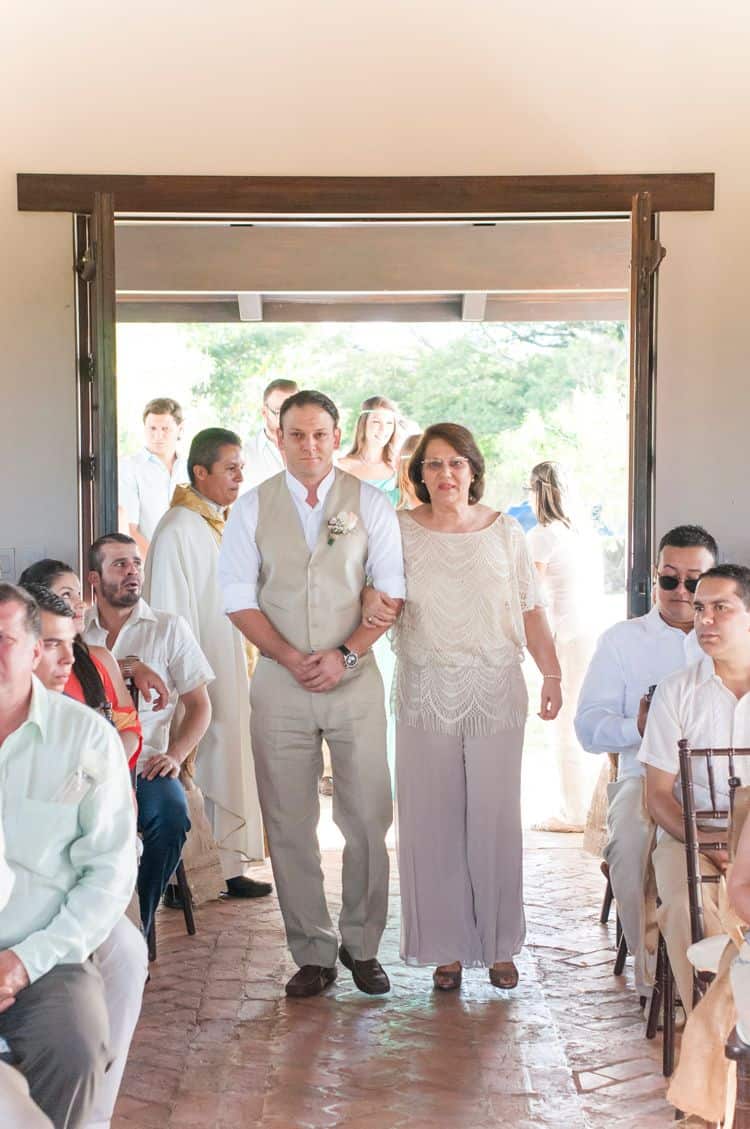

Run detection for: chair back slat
[[678, 741, 747, 1008]]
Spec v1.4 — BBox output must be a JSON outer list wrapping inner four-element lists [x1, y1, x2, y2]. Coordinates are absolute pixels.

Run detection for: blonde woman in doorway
[[338, 396, 400, 506], [526, 461, 602, 831]]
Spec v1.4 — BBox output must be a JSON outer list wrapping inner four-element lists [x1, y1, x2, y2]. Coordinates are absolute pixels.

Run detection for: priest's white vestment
[[145, 494, 264, 873]]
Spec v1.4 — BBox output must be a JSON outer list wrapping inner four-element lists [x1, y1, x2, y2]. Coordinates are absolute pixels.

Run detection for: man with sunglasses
[[243, 378, 299, 491], [575, 525, 717, 1004]]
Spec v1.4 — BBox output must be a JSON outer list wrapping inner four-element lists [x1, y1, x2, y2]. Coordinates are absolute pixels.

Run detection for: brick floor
[[113, 832, 673, 1129]]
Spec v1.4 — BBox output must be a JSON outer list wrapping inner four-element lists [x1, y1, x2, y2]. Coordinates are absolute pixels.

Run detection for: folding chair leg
[[175, 860, 196, 936], [613, 922, 628, 976], [646, 932, 666, 1040], [600, 875, 614, 925]]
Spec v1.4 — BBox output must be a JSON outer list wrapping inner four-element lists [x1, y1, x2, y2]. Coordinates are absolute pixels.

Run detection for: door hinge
[[79, 354, 95, 383], [75, 245, 96, 283], [82, 456, 97, 482]]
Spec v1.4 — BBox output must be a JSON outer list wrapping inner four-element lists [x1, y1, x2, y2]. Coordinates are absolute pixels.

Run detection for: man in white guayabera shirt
[[639, 563, 750, 1013], [0, 583, 136, 1129], [575, 525, 716, 1002], [219, 390, 405, 999]]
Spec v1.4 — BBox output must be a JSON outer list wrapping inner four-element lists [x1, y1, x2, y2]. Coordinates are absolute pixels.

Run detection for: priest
[[144, 427, 270, 899]]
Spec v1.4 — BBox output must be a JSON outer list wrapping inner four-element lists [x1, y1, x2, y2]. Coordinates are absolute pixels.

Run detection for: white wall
[[2, 0, 749, 570]]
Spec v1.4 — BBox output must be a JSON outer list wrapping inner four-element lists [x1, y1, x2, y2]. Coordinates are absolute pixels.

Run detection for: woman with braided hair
[[526, 461, 602, 830]]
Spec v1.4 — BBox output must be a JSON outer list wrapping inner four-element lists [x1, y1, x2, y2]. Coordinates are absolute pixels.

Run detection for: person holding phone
[[575, 525, 716, 1004]]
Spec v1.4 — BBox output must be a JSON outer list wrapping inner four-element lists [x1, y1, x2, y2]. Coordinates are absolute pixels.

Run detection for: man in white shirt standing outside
[[82, 534, 213, 938], [0, 583, 136, 1128], [639, 563, 750, 1012], [575, 525, 716, 1002], [219, 390, 405, 999], [242, 378, 298, 491], [118, 397, 189, 558]]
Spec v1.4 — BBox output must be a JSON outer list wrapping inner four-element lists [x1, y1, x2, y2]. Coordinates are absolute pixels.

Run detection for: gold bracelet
[[542, 673, 562, 679]]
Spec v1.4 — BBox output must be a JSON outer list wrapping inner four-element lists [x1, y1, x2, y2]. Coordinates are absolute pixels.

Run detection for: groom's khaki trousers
[[250, 654, 392, 968]]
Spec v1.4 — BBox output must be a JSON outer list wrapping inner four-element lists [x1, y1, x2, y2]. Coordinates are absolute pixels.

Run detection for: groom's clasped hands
[[287, 649, 347, 693]]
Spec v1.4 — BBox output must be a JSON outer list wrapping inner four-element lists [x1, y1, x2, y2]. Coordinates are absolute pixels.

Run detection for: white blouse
[[526, 519, 601, 643], [392, 512, 542, 737]]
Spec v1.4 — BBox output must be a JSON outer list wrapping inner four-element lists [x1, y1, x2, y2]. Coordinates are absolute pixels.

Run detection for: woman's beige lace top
[[392, 511, 542, 736]]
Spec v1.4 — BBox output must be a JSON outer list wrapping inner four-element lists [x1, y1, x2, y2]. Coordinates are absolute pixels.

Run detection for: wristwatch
[[120, 654, 140, 679], [337, 645, 359, 670]]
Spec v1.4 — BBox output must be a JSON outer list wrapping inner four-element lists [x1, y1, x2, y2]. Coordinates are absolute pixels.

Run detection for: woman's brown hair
[[408, 423, 485, 505], [345, 396, 399, 470], [396, 432, 422, 509], [529, 461, 571, 527]]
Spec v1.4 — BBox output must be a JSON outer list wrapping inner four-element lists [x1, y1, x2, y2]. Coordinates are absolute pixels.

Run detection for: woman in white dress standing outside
[[526, 461, 602, 831], [366, 424, 561, 991]]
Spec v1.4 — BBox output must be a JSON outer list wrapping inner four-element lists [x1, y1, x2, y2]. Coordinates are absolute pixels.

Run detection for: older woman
[[367, 423, 561, 991]]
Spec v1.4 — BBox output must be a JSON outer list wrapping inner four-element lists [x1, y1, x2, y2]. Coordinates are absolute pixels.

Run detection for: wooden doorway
[[17, 172, 714, 614]]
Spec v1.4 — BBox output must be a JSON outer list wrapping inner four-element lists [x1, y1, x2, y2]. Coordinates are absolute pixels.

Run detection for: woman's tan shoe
[[489, 961, 519, 989], [432, 963, 462, 991]]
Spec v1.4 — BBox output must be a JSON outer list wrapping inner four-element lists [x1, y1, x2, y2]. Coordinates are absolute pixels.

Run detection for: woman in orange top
[[18, 558, 142, 770]]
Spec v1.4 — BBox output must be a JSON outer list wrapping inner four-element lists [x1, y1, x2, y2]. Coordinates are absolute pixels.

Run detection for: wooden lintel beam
[[17, 173, 715, 215]]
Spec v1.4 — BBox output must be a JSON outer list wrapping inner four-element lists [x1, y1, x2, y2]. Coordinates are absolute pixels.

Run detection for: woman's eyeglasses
[[657, 574, 699, 593], [421, 457, 470, 472]]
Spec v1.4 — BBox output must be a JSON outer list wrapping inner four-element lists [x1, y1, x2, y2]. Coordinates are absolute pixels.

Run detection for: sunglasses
[[657, 574, 699, 594]]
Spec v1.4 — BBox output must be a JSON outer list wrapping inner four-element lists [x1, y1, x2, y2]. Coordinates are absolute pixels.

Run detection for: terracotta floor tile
[[115, 836, 676, 1128]]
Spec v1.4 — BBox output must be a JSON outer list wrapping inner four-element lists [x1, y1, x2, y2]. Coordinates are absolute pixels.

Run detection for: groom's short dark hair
[[279, 390, 339, 430]]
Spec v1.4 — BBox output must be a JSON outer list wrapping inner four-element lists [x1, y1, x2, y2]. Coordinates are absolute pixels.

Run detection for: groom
[[219, 390, 405, 998]]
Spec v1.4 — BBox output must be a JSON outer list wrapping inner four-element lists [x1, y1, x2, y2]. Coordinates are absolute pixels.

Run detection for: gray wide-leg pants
[[396, 721, 526, 967], [250, 656, 392, 969]]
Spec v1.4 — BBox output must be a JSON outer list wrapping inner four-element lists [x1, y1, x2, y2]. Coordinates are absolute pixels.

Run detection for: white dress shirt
[[0, 678, 136, 983], [83, 599, 214, 773], [575, 605, 702, 780], [638, 653, 750, 819], [0, 802, 13, 912], [118, 448, 189, 541], [242, 427, 285, 491], [219, 467, 406, 614]]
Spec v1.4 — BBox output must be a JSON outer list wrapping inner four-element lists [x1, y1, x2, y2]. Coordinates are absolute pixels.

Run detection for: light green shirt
[[0, 677, 136, 983]]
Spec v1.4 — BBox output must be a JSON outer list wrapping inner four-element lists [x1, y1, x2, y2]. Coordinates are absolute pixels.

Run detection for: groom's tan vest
[[255, 469, 367, 653]]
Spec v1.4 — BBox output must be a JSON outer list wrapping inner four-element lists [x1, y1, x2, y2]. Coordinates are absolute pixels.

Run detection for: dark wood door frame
[[18, 172, 714, 602]]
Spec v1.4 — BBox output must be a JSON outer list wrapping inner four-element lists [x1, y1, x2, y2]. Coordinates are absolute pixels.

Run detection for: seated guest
[[0, 582, 136, 1128], [575, 524, 715, 1002], [19, 560, 145, 770], [639, 563, 750, 1013], [0, 809, 52, 1128], [82, 534, 213, 937], [20, 584, 149, 1129]]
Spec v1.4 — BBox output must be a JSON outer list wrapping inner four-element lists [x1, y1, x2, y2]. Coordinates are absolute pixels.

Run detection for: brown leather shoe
[[285, 964, 337, 998], [339, 945, 390, 995]]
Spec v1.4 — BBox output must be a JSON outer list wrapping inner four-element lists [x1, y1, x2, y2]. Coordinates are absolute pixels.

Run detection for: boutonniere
[[327, 510, 359, 546]]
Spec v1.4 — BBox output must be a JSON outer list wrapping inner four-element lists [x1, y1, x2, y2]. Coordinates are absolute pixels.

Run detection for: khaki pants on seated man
[[653, 832, 724, 1013], [604, 776, 658, 998]]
